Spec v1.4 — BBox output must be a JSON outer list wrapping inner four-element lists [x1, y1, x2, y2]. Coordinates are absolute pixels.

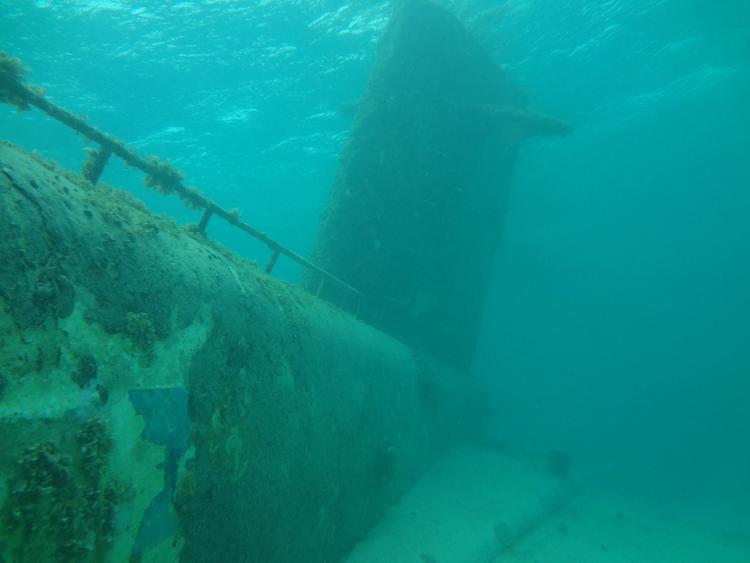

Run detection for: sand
[[498, 492, 750, 563], [346, 446, 750, 563], [345, 445, 572, 563]]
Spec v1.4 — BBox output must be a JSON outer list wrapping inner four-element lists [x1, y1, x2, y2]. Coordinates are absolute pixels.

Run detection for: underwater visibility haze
[[1, 0, 749, 561]]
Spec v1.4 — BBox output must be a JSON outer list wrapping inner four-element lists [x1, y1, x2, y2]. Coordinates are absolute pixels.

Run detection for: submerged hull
[[0, 142, 483, 562]]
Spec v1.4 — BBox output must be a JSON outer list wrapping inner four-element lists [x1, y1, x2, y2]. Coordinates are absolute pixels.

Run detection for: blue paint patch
[[129, 387, 190, 454], [128, 387, 190, 557]]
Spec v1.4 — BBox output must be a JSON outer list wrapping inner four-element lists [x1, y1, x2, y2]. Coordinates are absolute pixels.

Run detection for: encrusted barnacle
[[71, 353, 97, 388], [143, 155, 184, 195], [0, 51, 30, 111], [228, 207, 242, 224], [179, 184, 206, 209], [1, 419, 121, 560], [75, 418, 112, 478], [124, 311, 157, 353]]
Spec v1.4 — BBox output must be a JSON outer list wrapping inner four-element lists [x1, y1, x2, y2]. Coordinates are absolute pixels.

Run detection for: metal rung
[[197, 207, 214, 234], [265, 249, 281, 273], [81, 146, 111, 184], [1, 55, 363, 301]]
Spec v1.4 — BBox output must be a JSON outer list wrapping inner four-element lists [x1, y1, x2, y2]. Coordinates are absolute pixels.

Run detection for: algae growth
[[1, 418, 122, 562]]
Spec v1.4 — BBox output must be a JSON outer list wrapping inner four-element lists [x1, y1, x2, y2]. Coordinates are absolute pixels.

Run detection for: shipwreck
[[0, 1, 571, 561]]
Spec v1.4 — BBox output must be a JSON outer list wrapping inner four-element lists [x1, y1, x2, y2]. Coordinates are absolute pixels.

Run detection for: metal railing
[[0, 51, 361, 299]]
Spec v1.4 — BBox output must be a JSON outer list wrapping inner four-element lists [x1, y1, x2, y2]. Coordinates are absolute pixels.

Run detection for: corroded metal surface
[[0, 142, 483, 562]]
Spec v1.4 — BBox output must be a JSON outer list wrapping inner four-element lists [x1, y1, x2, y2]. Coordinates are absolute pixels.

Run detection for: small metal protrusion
[[265, 249, 281, 274], [315, 276, 326, 297], [197, 207, 214, 234], [81, 146, 111, 184]]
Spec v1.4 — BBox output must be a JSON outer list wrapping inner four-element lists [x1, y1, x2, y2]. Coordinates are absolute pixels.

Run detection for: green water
[[1, 0, 748, 560]]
